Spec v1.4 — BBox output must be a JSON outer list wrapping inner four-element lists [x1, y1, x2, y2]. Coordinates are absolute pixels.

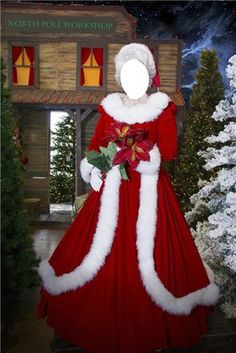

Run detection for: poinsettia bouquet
[[85, 122, 154, 180]]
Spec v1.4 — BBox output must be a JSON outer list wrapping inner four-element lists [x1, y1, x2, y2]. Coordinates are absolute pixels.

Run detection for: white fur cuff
[[135, 145, 161, 175], [80, 157, 94, 183]]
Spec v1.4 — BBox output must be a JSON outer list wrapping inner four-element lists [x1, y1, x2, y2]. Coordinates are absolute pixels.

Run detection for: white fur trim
[[40, 158, 219, 314], [38, 166, 121, 295], [135, 145, 161, 175], [101, 91, 171, 124], [114, 43, 156, 87], [136, 173, 220, 315], [80, 157, 94, 183]]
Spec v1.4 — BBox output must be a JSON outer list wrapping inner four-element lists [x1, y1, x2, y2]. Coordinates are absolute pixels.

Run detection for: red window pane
[[80, 47, 103, 87], [92, 48, 103, 66], [12, 46, 35, 86], [81, 48, 91, 66], [12, 47, 23, 65]]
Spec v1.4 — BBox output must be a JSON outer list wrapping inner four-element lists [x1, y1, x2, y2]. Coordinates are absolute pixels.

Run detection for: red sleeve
[[157, 101, 178, 161], [87, 105, 109, 152]]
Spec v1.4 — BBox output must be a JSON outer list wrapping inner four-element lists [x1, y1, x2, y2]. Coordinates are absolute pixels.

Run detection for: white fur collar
[[101, 91, 171, 124]]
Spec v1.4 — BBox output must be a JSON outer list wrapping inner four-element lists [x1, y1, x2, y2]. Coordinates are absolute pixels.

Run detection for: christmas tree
[[1, 58, 39, 321], [186, 55, 236, 317], [174, 49, 225, 212], [50, 115, 76, 204]]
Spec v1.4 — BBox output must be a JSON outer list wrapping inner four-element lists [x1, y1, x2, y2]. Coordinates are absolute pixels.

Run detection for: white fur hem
[[135, 145, 161, 175], [101, 91, 171, 124], [80, 157, 94, 183], [136, 173, 219, 315], [39, 166, 121, 295], [39, 160, 219, 314]]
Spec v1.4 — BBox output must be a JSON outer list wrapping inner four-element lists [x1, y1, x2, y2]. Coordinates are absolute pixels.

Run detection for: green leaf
[[99, 142, 117, 162], [85, 150, 111, 172], [118, 164, 129, 180], [85, 150, 101, 161]]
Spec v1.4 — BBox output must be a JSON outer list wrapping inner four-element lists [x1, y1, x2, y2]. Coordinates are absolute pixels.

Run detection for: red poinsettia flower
[[125, 128, 147, 142], [106, 122, 131, 147], [112, 139, 154, 169], [106, 122, 154, 169]]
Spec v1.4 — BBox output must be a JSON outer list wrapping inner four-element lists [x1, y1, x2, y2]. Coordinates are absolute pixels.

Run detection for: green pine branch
[[174, 49, 225, 213], [50, 115, 76, 204], [1, 58, 40, 322]]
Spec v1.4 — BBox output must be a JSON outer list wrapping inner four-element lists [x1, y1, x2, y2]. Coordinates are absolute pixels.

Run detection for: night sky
[[80, 0, 236, 100], [123, 1, 236, 100], [4, 1, 236, 100]]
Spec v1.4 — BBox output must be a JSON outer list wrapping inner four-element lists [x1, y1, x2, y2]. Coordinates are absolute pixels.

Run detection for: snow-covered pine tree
[[50, 115, 76, 204], [186, 55, 236, 317]]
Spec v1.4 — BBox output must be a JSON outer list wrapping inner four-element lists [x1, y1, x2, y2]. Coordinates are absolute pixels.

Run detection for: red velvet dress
[[37, 97, 218, 353]]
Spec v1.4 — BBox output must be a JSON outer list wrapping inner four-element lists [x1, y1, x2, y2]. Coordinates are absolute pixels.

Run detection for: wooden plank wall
[[2, 40, 179, 94], [107, 42, 179, 93], [20, 109, 50, 213], [157, 43, 178, 93], [107, 43, 123, 92], [1, 40, 78, 91], [2, 6, 135, 41], [40, 42, 77, 90]]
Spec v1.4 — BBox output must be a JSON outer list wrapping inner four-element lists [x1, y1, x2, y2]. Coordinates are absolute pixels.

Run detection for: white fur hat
[[114, 43, 156, 87]]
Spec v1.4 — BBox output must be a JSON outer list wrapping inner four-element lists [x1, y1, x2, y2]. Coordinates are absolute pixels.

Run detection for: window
[[12, 46, 36, 86], [80, 47, 104, 88]]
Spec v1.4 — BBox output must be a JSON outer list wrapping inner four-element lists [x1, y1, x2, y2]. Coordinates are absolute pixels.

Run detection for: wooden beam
[[13, 107, 31, 121], [64, 108, 94, 122], [64, 109, 76, 121], [81, 108, 93, 122], [75, 108, 95, 196], [63, 107, 96, 197], [63, 108, 82, 197]]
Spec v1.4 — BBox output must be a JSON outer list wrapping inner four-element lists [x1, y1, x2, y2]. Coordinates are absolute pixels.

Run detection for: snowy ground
[[50, 203, 73, 212]]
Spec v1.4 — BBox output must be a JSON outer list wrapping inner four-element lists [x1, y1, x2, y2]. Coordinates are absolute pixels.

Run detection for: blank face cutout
[[120, 59, 149, 99]]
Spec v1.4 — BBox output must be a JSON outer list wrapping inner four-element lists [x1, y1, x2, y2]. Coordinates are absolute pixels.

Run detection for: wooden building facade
[[1, 2, 185, 214]]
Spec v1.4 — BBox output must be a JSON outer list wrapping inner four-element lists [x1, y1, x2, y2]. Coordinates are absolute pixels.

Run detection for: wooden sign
[[2, 13, 116, 34]]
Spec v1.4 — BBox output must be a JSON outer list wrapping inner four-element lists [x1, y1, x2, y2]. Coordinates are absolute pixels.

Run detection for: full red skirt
[[37, 167, 213, 353]]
